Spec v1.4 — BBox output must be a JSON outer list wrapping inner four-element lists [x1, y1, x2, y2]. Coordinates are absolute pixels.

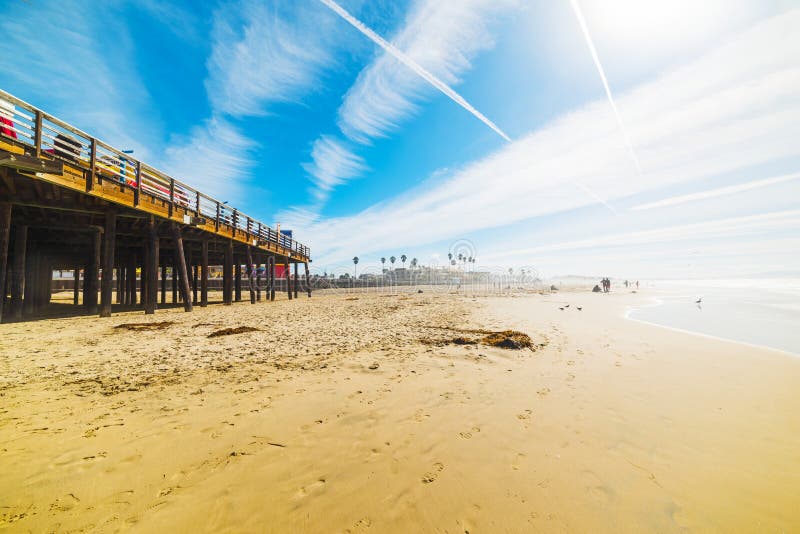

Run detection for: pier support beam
[[192, 264, 198, 305], [234, 255, 242, 302], [73, 269, 80, 305], [246, 247, 256, 304], [127, 253, 136, 306], [223, 240, 233, 305], [161, 263, 167, 305], [0, 203, 11, 322], [285, 259, 292, 300], [115, 267, 122, 304], [171, 252, 178, 304], [100, 211, 116, 317], [86, 228, 100, 314], [145, 219, 159, 314], [200, 239, 208, 307], [305, 262, 311, 298], [292, 262, 300, 298], [171, 224, 192, 312], [10, 224, 26, 321], [270, 257, 275, 301], [256, 262, 262, 302]]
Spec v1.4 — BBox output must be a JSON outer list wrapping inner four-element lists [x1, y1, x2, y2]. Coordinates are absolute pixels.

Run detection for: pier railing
[[0, 89, 310, 260]]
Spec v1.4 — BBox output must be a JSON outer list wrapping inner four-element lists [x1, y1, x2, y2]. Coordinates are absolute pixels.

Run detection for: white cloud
[[299, 9, 800, 271], [337, 0, 517, 142], [631, 171, 800, 211], [205, 1, 335, 117], [161, 116, 254, 202], [302, 136, 367, 201]]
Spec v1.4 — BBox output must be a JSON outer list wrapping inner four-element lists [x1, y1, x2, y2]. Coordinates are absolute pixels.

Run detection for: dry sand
[[1, 288, 798, 532]]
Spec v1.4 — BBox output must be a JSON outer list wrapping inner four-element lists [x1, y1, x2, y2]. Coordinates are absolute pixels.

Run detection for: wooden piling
[[171, 223, 192, 312], [234, 254, 242, 302], [145, 218, 159, 314], [305, 262, 311, 298], [115, 267, 122, 304], [161, 263, 167, 305], [200, 239, 208, 307], [223, 240, 233, 305], [171, 252, 178, 304], [127, 253, 136, 306], [192, 264, 198, 304], [270, 256, 275, 301], [10, 225, 27, 321], [285, 259, 292, 300], [100, 211, 116, 317], [246, 247, 256, 304], [256, 262, 262, 302], [293, 262, 299, 299], [73, 268, 80, 305], [0, 202, 11, 322], [86, 228, 100, 314]]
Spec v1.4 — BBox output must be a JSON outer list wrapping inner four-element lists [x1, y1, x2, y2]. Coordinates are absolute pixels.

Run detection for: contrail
[[569, 0, 642, 175], [318, 0, 512, 142], [320, 0, 618, 214]]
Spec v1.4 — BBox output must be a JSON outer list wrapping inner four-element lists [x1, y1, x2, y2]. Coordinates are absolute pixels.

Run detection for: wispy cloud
[[298, 9, 800, 270], [206, 1, 335, 117], [337, 0, 517, 142], [302, 136, 367, 202], [162, 117, 255, 202], [631, 171, 800, 211], [319, 0, 511, 141]]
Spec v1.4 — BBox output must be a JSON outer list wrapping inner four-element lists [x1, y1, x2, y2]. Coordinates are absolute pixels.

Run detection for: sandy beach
[[1, 288, 799, 532]]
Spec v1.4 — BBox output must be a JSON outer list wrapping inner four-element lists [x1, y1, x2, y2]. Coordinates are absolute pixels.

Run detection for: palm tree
[[390, 256, 396, 270], [411, 258, 418, 269], [381, 257, 386, 273], [447, 253, 452, 266], [401, 254, 407, 269], [353, 256, 359, 278]]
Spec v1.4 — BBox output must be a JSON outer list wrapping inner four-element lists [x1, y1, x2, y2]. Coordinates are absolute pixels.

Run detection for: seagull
[[577, 307, 582, 311], [564, 304, 570, 308], [695, 297, 702, 304], [559, 307, 564, 311]]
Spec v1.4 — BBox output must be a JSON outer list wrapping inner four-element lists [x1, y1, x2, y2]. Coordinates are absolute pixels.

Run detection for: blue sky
[[1, 0, 798, 278]]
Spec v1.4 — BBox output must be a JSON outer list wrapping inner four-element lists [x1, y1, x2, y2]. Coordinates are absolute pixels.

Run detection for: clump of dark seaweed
[[208, 326, 260, 338], [114, 321, 174, 331]]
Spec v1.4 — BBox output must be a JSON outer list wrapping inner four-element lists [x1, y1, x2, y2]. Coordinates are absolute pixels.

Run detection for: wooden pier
[[0, 90, 311, 322]]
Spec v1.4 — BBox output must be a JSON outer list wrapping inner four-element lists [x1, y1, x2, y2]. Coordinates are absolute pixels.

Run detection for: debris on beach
[[208, 326, 260, 338], [368, 362, 380, 370], [114, 321, 175, 331], [422, 327, 538, 351], [481, 330, 532, 350]]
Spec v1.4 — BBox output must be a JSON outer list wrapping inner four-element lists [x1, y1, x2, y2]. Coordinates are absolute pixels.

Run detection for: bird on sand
[[577, 307, 582, 311], [559, 307, 564, 311], [564, 304, 569, 308]]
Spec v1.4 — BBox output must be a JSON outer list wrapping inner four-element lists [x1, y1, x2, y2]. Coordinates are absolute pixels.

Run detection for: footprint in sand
[[295, 478, 327, 500], [537, 387, 550, 397], [517, 409, 532, 420], [421, 462, 444, 484]]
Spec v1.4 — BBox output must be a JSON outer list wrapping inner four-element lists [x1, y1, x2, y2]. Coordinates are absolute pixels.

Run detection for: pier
[[0, 90, 311, 322]]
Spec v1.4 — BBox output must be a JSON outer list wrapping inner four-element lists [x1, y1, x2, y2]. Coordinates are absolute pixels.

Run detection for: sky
[[1, 0, 798, 279]]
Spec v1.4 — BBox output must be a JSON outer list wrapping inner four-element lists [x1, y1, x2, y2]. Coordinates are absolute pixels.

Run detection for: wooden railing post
[[86, 138, 96, 192], [215, 202, 221, 232], [34, 111, 42, 158], [232, 209, 237, 238], [196, 191, 201, 217], [134, 162, 142, 206], [168, 178, 175, 217]]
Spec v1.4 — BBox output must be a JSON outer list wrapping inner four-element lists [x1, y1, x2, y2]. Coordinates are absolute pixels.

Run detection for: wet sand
[[1, 289, 798, 532]]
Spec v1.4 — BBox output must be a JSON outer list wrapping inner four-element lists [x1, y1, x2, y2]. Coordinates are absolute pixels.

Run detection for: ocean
[[625, 279, 800, 356]]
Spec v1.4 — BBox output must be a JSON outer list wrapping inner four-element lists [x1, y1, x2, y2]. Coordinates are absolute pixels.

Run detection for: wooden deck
[[0, 89, 311, 321]]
